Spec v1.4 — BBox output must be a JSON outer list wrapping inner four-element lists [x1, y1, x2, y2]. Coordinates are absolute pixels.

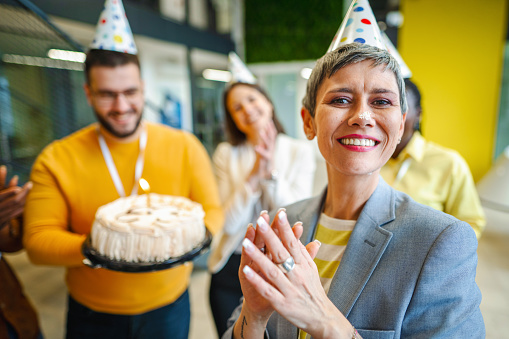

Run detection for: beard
[[94, 110, 143, 139]]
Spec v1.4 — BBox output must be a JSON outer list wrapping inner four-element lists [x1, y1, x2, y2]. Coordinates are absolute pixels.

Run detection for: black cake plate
[[82, 229, 212, 273]]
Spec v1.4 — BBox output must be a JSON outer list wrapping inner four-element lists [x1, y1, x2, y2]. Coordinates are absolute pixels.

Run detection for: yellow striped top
[[299, 213, 355, 339]]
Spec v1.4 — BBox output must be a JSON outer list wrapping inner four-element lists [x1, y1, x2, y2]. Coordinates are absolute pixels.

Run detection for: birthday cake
[[90, 194, 206, 263]]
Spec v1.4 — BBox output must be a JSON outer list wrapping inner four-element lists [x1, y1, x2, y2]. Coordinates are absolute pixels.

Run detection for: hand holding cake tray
[[82, 186, 212, 272]]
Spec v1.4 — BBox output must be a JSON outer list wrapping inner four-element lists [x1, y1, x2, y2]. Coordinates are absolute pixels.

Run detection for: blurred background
[[0, 0, 508, 338]]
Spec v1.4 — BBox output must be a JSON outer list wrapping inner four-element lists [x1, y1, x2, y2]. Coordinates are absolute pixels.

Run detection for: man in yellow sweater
[[22, 16, 224, 339]]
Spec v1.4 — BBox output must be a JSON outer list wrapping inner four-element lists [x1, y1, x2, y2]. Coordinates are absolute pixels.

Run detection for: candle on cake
[[139, 178, 151, 208]]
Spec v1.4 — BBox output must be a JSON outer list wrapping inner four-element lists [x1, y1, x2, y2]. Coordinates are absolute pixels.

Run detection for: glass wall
[[495, 42, 509, 159], [264, 73, 298, 138], [0, 65, 93, 183], [0, 1, 90, 183], [193, 77, 226, 155]]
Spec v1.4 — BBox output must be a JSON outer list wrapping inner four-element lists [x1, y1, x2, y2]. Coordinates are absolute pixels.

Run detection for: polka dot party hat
[[382, 32, 412, 78], [327, 0, 385, 53], [228, 51, 256, 84], [89, 0, 137, 55]]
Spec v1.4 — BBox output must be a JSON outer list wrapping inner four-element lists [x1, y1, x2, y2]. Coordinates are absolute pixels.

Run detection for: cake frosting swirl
[[90, 194, 205, 262]]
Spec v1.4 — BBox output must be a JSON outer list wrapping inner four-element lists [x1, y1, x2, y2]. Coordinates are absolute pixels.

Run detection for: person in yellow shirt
[[380, 78, 485, 238], [23, 48, 224, 338]]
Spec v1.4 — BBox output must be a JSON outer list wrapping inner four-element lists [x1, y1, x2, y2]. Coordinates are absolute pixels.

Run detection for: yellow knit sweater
[[23, 122, 224, 314]]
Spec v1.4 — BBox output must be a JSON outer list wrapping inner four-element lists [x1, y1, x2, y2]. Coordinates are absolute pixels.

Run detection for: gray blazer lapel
[[274, 313, 297, 338], [327, 179, 396, 316]]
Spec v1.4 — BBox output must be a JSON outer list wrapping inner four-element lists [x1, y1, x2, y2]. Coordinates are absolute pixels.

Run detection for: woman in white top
[[207, 82, 316, 337]]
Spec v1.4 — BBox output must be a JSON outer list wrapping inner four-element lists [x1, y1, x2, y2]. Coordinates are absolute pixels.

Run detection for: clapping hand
[[235, 209, 355, 339], [0, 165, 32, 230], [248, 121, 278, 190], [253, 120, 277, 179]]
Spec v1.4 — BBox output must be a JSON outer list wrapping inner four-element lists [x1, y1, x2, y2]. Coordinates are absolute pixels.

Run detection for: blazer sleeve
[[401, 220, 485, 337], [221, 299, 270, 339]]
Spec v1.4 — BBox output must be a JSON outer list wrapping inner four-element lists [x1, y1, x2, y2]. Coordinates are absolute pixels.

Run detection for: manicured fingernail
[[243, 265, 254, 278], [314, 239, 322, 247], [278, 210, 287, 223], [259, 210, 268, 216], [246, 223, 253, 230], [242, 238, 254, 253], [257, 216, 268, 232], [293, 221, 303, 228]]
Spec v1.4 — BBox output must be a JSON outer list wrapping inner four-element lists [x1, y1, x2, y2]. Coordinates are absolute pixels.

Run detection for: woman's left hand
[[240, 210, 354, 339], [254, 120, 277, 179]]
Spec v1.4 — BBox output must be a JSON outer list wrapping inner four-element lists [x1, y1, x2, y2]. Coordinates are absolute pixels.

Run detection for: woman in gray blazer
[[223, 43, 485, 339]]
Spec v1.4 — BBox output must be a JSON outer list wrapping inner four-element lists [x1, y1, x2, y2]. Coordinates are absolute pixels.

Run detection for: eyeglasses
[[91, 88, 142, 106]]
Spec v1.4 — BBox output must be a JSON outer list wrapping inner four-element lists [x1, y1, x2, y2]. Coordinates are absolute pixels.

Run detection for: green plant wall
[[245, 0, 344, 63]]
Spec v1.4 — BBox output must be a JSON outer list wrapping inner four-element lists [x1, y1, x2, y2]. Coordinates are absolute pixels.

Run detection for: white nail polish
[[243, 265, 254, 277], [278, 210, 287, 222], [242, 238, 254, 252], [257, 216, 268, 231], [314, 239, 322, 246]]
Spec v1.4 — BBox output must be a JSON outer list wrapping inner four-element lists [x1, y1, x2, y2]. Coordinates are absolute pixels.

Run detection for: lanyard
[[394, 157, 412, 186], [97, 127, 147, 197]]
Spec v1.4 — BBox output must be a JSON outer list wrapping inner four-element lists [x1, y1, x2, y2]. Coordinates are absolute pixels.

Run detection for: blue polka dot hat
[[327, 0, 386, 52], [89, 0, 138, 55]]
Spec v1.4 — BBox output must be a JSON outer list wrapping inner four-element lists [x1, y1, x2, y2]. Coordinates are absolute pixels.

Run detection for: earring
[[306, 133, 314, 139], [397, 137, 402, 144]]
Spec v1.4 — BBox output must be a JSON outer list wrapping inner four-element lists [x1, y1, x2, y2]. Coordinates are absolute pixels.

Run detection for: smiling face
[[85, 63, 144, 140], [226, 84, 274, 140], [303, 60, 406, 177]]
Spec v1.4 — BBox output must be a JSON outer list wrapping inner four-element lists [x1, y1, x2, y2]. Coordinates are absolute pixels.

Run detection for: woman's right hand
[[237, 213, 274, 319], [233, 211, 308, 339], [235, 210, 355, 339]]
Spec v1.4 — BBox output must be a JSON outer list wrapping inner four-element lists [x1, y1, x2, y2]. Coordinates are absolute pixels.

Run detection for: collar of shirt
[[396, 131, 426, 164]]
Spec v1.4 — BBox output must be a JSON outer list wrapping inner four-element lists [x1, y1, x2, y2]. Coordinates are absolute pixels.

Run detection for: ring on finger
[[277, 256, 295, 274]]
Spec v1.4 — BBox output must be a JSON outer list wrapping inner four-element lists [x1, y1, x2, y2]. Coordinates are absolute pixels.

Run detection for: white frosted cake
[[90, 194, 206, 263]]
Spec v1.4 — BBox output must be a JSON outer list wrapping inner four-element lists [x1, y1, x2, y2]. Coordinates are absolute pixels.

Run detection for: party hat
[[90, 0, 138, 55], [327, 0, 385, 53], [228, 51, 256, 84], [382, 32, 412, 78]]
